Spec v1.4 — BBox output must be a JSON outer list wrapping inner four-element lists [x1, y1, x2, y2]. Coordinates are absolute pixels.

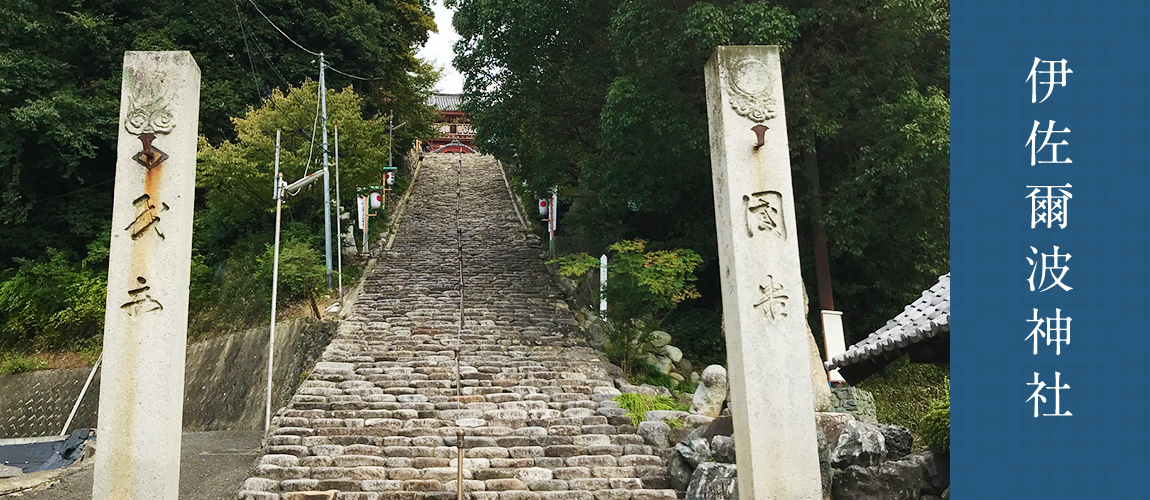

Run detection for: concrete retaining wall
[[0, 318, 335, 438]]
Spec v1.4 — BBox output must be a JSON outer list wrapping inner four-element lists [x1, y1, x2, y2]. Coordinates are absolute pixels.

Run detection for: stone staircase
[[238, 153, 675, 500]]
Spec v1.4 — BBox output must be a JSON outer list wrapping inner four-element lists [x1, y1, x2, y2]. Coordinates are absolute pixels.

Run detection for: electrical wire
[[245, 0, 321, 56], [324, 64, 387, 81]]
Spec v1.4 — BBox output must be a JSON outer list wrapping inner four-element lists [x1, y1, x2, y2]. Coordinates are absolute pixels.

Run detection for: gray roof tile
[[826, 273, 950, 371]]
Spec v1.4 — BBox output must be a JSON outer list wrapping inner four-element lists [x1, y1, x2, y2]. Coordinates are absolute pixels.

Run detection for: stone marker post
[[704, 45, 822, 499], [93, 51, 200, 500]]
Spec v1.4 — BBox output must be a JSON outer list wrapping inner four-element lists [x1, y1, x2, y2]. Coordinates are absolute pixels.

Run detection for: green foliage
[[857, 356, 950, 434], [257, 240, 326, 307], [614, 392, 680, 426], [919, 384, 950, 452], [453, 0, 950, 343], [662, 308, 725, 368], [0, 352, 47, 375], [0, 0, 438, 270], [0, 0, 438, 354], [0, 248, 107, 351], [553, 239, 702, 379]]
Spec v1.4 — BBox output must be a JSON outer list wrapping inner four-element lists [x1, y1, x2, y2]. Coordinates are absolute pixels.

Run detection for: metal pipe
[[61, 353, 101, 436], [266, 130, 283, 433], [335, 124, 343, 303]]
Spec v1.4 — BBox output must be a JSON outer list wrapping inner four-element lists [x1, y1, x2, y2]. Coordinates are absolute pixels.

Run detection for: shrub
[[857, 355, 950, 434], [552, 239, 703, 380], [919, 382, 950, 451]]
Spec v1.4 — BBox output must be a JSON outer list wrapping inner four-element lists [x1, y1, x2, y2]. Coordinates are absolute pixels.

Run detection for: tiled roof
[[427, 93, 462, 111], [826, 273, 950, 372]]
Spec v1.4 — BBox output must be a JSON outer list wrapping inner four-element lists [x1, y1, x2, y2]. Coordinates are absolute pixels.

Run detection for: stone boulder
[[802, 286, 833, 412], [831, 453, 928, 500], [710, 435, 735, 464], [649, 330, 672, 347], [817, 429, 832, 500], [0, 464, 23, 478], [814, 412, 855, 449], [832, 420, 887, 468], [878, 424, 913, 460], [918, 451, 950, 495], [690, 365, 728, 417], [637, 420, 671, 448], [668, 450, 694, 491], [674, 436, 713, 467], [685, 463, 738, 500]]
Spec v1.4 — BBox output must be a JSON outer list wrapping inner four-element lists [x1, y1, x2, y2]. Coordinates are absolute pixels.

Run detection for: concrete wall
[[0, 318, 335, 438]]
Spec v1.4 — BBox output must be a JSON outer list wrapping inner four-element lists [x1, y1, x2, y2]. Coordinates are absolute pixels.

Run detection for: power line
[[241, 0, 388, 83], [325, 64, 386, 81], [245, 0, 320, 57]]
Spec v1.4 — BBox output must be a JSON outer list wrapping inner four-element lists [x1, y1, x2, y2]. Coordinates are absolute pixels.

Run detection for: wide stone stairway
[[238, 154, 676, 500]]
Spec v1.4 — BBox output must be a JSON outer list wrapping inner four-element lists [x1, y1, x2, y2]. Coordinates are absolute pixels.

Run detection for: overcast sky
[[418, 0, 464, 94]]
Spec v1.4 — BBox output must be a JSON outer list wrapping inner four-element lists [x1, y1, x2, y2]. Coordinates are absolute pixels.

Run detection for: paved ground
[[4, 430, 262, 499]]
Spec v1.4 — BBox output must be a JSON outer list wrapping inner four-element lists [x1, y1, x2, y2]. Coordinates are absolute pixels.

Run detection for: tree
[[197, 79, 394, 258], [0, 0, 438, 268], [452, 0, 950, 339]]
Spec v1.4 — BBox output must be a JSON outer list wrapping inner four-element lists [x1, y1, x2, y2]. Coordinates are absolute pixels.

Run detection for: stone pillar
[[93, 51, 200, 500], [704, 45, 822, 499]]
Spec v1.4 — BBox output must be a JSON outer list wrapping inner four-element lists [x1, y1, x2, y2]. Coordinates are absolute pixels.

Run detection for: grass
[[614, 392, 689, 425], [0, 352, 48, 374]]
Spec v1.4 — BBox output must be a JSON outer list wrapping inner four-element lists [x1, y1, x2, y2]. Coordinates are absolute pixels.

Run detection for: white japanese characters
[[1024, 57, 1074, 418]]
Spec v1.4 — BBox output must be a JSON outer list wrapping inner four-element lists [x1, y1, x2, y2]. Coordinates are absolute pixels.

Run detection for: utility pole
[[320, 53, 333, 289], [334, 124, 343, 304]]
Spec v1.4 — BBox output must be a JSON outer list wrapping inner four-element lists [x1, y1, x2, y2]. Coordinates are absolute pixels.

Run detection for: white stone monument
[[93, 51, 200, 500], [704, 45, 822, 499]]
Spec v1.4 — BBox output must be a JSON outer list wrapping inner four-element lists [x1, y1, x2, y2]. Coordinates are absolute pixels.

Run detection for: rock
[[832, 420, 887, 469], [702, 415, 733, 440], [673, 437, 712, 467], [816, 430, 832, 500], [649, 331, 672, 347], [645, 410, 689, 423], [685, 462, 738, 500], [637, 420, 671, 447], [689, 365, 728, 417], [678, 358, 693, 373], [663, 345, 683, 363], [830, 453, 927, 500], [669, 372, 685, 382], [653, 356, 673, 375], [919, 451, 950, 495], [668, 450, 694, 491], [710, 436, 735, 464], [684, 414, 713, 429], [814, 412, 855, 450], [802, 287, 833, 412], [878, 424, 913, 460], [942, 487, 950, 499]]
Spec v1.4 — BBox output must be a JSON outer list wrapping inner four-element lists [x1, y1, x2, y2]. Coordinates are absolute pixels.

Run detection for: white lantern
[[370, 192, 382, 209], [538, 199, 549, 217], [385, 172, 396, 187]]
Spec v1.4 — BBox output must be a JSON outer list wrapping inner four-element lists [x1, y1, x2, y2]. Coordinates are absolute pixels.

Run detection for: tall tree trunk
[[804, 127, 835, 312]]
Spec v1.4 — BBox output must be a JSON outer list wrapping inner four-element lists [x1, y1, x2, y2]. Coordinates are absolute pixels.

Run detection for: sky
[[417, 0, 464, 94]]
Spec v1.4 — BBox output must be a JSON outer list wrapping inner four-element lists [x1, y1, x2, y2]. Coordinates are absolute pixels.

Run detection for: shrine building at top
[[422, 93, 477, 154]]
